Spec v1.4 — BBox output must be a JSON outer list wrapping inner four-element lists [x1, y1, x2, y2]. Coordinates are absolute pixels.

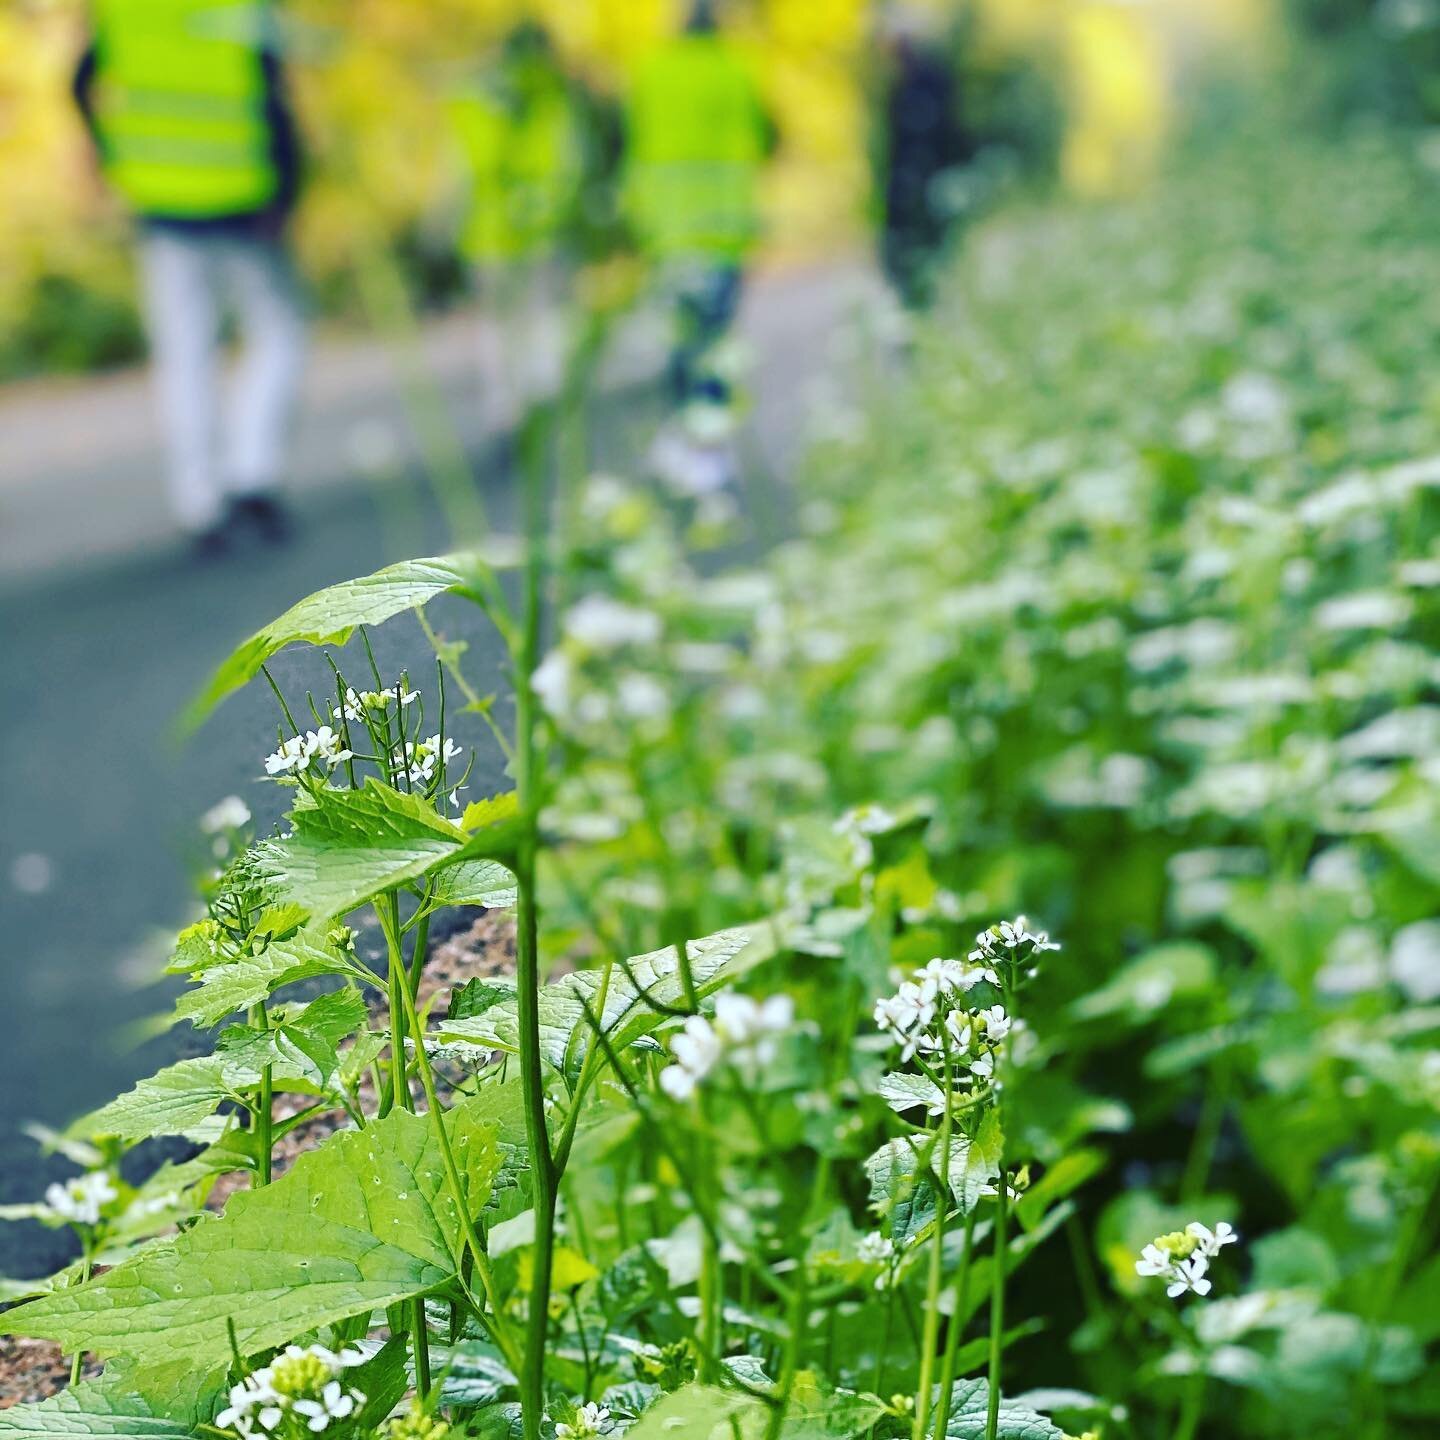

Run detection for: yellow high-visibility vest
[[625, 34, 768, 263], [91, 0, 278, 218], [450, 78, 579, 263]]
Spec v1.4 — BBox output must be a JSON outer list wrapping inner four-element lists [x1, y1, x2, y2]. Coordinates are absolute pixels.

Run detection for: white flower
[[659, 991, 794, 1099], [264, 734, 310, 775], [1187, 1221, 1239, 1258], [556, 1402, 614, 1437], [616, 671, 671, 720], [968, 916, 1060, 965], [531, 649, 573, 718], [858, 1231, 895, 1265], [874, 979, 939, 1060], [664, 1014, 725, 1098], [292, 1381, 361, 1433], [563, 595, 662, 652], [263, 728, 352, 777], [976, 1004, 1012, 1043], [306, 727, 353, 772], [1135, 1223, 1238, 1300], [216, 1346, 365, 1439], [43, 1171, 117, 1227], [200, 796, 251, 833], [914, 958, 976, 995], [405, 735, 461, 785], [332, 686, 417, 721]]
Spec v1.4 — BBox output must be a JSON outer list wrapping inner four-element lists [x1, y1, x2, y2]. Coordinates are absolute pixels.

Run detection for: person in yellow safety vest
[[449, 22, 583, 425], [73, 0, 305, 556], [625, 0, 771, 412]]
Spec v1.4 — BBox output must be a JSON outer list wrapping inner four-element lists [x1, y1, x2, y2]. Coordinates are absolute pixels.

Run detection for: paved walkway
[[0, 261, 878, 580]]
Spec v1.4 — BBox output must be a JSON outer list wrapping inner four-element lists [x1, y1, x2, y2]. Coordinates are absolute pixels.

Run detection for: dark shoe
[[229, 492, 292, 545]]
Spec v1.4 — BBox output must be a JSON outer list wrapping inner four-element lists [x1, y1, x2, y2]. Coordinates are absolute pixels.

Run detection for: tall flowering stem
[[873, 918, 1058, 1440], [514, 401, 558, 1440]]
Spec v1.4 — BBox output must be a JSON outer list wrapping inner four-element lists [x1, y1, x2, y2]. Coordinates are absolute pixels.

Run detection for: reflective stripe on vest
[[625, 36, 767, 262], [92, 0, 277, 218]]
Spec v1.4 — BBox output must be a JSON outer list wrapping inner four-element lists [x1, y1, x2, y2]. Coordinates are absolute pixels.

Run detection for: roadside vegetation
[[1, 121, 1438, 1440]]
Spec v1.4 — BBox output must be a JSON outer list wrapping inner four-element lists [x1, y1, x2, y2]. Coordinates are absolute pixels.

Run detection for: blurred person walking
[[73, 0, 305, 554], [449, 22, 584, 426], [877, 7, 970, 308], [624, 0, 771, 494]]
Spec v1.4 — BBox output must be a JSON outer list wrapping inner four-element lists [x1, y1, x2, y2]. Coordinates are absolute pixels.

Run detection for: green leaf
[[438, 925, 771, 1077], [1069, 942, 1216, 1023], [0, 1377, 205, 1440], [185, 553, 485, 727], [767, 1374, 888, 1438], [262, 781, 465, 919], [876, 1071, 944, 1114], [8, 1099, 503, 1369], [624, 1384, 762, 1439], [427, 858, 517, 909], [948, 1110, 1005, 1214], [174, 927, 357, 1029], [1014, 1148, 1106, 1232], [262, 781, 519, 919], [67, 1056, 235, 1145], [933, 1379, 1065, 1438], [864, 1136, 936, 1248], [864, 1107, 1003, 1224]]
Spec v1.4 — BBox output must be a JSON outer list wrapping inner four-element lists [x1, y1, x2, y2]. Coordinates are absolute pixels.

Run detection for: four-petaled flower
[[555, 1402, 614, 1438], [659, 991, 795, 1100], [1135, 1222, 1239, 1299]]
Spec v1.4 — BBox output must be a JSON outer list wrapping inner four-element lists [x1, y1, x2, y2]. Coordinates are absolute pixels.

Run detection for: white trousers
[[139, 228, 307, 530]]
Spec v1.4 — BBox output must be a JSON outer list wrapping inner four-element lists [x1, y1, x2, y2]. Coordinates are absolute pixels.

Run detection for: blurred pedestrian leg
[[625, 0, 771, 493], [877, 7, 970, 309], [73, 0, 305, 551], [140, 229, 305, 533], [670, 264, 742, 407]]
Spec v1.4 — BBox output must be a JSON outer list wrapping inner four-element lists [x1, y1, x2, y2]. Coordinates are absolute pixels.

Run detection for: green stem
[[68, 1250, 93, 1384], [254, 1001, 274, 1185], [514, 402, 557, 1440], [381, 902, 412, 1117], [412, 1296, 432, 1399], [984, 1154, 1008, 1440], [1172, 1371, 1205, 1440], [391, 952, 522, 1374], [1180, 1058, 1229, 1201], [932, 1205, 979, 1437], [763, 1155, 831, 1440], [1357, 1164, 1437, 1439], [913, 1064, 955, 1440], [868, 1281, 897, 1435], [408, 908, 432, 1002], [985, 982, 1015, 1440]]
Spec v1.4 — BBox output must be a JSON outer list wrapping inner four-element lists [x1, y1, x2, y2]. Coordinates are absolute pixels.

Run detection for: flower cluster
[[403, 734, 461, 787], [201, 796, 252, 834], [874, 956, 1013, 1069], [43, 1171, 117, 1227], [659, 991, 795, 1100], [332, 686, 418, 723], [215, 1344, 366, 1437], [968, 916, 1061, 980], [263, 728, 352, 777], [1135, 1222, 1239, 1299], [382, 1404, 448, 1440], [555, 1402, 614, 1438]]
